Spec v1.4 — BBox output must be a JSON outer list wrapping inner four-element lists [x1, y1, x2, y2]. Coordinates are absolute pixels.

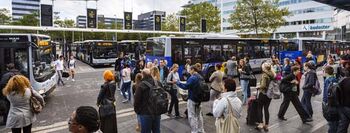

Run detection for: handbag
[[249, 74, 257, 87], [30, 89, 43, 114], [99, 84, 116, 118], [215, 98, 240, 133], [62, 71, 69, 78]]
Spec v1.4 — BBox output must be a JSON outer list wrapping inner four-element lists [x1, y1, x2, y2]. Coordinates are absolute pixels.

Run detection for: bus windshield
[[32, 43, 56, 82], [93, 46, 117, 59]]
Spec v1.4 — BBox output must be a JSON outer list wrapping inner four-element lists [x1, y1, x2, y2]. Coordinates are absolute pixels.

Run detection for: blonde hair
[[3, 75, 31, 96], [171, 64, 179, 71], [103, 70, 114, 82], [150, 67, 161, 81]]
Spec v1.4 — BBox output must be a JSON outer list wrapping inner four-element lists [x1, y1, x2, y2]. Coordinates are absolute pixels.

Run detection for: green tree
[[180, 2, 220, 32], [54, 19, 75, 28], [12, 12, 39, 26], [162, 13, 179, 31], [0, 8, 11, 25], [229, 0, 290, 37]]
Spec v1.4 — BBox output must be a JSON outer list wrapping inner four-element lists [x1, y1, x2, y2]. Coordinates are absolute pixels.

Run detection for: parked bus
[[278, 38, 350, 65], [118, 40, 146, 60], [146, 35, 281, 80], [75, 40, 118, 66], [0, 34, 58, 96]]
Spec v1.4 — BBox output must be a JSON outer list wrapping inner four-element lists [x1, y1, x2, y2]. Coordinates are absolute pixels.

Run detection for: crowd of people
[[2, 50, 350, 133]]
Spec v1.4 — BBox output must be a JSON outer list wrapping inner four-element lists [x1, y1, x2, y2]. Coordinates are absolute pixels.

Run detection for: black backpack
[[322, 80, 340, 121], [192, 74, 210, 103], [143, 80, 169, 115]]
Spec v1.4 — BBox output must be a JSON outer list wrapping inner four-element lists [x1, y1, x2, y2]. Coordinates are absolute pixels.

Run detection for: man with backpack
[[337, 61, 350, 133], [177, 66, 206, 133], [134, 69, 168, 133], [277, 66, 313, 123], [0, 63, 21, 125], [322, 66, 338, 133]]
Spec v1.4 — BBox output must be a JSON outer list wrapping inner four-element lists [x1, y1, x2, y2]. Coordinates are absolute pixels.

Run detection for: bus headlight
[[39, 90, 45, 94]]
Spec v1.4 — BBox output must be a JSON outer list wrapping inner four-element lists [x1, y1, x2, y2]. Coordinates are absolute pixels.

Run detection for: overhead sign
[[97, 42, 113, 46], [201, 19, 207, 33], [87, 9, 97, 28], [40, 4, 53, 27], [302, 25, 333, 31], [154, 15, 161, 31], [180, 17, 186, 32], [124, 12, 133, 30]]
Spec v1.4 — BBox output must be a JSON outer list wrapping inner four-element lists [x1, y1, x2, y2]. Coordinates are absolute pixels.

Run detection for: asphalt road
[[0, 60, 347, 133]]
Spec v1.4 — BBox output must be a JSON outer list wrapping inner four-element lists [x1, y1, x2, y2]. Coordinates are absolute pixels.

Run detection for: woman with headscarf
[[97, 70, 117, 133]]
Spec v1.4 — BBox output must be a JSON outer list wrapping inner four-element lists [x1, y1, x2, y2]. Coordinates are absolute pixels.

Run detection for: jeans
[[168, 89, 180, 116], [240, 79, 249, 104], [121, 81, 131, 101], [57, 70, 64, 85], [11, 124, 32, 133], [301, 91, 313, 117], [337, 106, 350, 133], [328, 120, 338, 133], [187, 99, 204, 133], [139, 115, 160, 133], [257, 92, 271, 125]]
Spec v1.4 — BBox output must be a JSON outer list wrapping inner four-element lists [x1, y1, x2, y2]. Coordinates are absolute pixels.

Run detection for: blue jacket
[[282, 65, 291, 77], [323, 76, 337, 103], [176, 73, 200, 102]]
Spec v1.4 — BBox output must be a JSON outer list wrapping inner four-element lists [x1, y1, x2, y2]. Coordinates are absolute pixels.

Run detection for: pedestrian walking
[[3, 75, 45, 133], [207, 64, 224, 116], [167, 64, 181, 118], [301, 62, 317, 118], [68, 106, 100, 133], [277, 66, 313, 123], [177, 66, 205, 133], [121, 63, 132, 103], [67, 55, 76, 82], [132, 73, 143, 132], [238, 59, 251, 105], [336, 60, 350, 133], [244, 57, 252, 98], [134, 69, 162, 133], [115, 53, 124, 90], [55, 55, 65, 86], [322, 66, 338, 133], [256, 62, 275, 131], [213, 78, 242, 133], [0, 63, 21, 125], [226, 56, 238, 79]]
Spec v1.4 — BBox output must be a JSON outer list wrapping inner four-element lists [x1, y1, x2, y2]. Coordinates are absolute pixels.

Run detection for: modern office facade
[[76, 15, 123, 28], [12, 0, 41, 21], [134, 10, 166, 30], [188, 0, 237, 34], [333, 9, 350, 41], [274, 0, 335, 39]]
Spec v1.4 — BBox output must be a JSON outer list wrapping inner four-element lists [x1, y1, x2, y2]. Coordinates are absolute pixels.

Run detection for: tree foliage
[[54, 19, 75, 28], [12, 12, 39, 26], [180, 2, 220, 32], [0, 8, 11, 25], [162, 13, 179, 32], [229, 0, 290, 37]]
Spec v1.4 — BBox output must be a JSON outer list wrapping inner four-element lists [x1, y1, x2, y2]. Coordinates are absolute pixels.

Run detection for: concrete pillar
[[322, 31, 326, 40]]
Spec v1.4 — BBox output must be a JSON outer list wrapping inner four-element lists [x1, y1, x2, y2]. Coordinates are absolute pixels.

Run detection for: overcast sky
[[0, 0, 189, 20]]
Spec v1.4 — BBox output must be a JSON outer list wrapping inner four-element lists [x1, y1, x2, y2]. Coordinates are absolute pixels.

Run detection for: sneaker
[[72, 79, 75, 82], [67, 78, 70, 81], [122, 99, 128, 103]]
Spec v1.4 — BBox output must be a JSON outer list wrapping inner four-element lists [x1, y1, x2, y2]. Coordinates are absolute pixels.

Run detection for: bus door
[[0, 43, 29, 78]]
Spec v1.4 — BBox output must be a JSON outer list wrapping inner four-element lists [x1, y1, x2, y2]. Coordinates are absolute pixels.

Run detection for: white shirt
[[55, 60, 64, 71], [68, 59, 76, 69], [213, 91, 242, 119], [122, 68, 131, 83]]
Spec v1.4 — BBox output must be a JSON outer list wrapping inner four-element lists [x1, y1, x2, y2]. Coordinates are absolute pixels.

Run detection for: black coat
[[0, 69, 20, 98], [134, 76, 162, 115], [280, 73, 297, 93], [158, 66, 169, 82], [302, 70, 317, 92]]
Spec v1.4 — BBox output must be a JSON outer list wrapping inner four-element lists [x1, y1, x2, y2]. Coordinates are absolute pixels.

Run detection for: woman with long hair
[[150, 66, 161, 81], [97, 70, 117, 133], [238, 59, 251, 105], [3, 75, 44, 133], [132, 73, 143, 132], [167, 64, 181, 118]]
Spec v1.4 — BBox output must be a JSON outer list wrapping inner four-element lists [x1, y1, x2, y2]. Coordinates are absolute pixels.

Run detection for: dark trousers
[[11, 124, 32, 133], [301, 91, 313, 117], [121, 81, 131, 101], [140, 115, 161, 133], [1, 98, 10, 124], [257, 92, 271, 125], [278, 92, 310, 120], [168, 89, 180, 116], [247, 83, 251, 98], [337, 106, 350, 133]]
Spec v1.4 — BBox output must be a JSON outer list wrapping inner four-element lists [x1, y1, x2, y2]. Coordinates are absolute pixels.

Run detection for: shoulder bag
[[30, 89, 43, 114], [215, 98, 240, 133], [99, 84, 116, 118]]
